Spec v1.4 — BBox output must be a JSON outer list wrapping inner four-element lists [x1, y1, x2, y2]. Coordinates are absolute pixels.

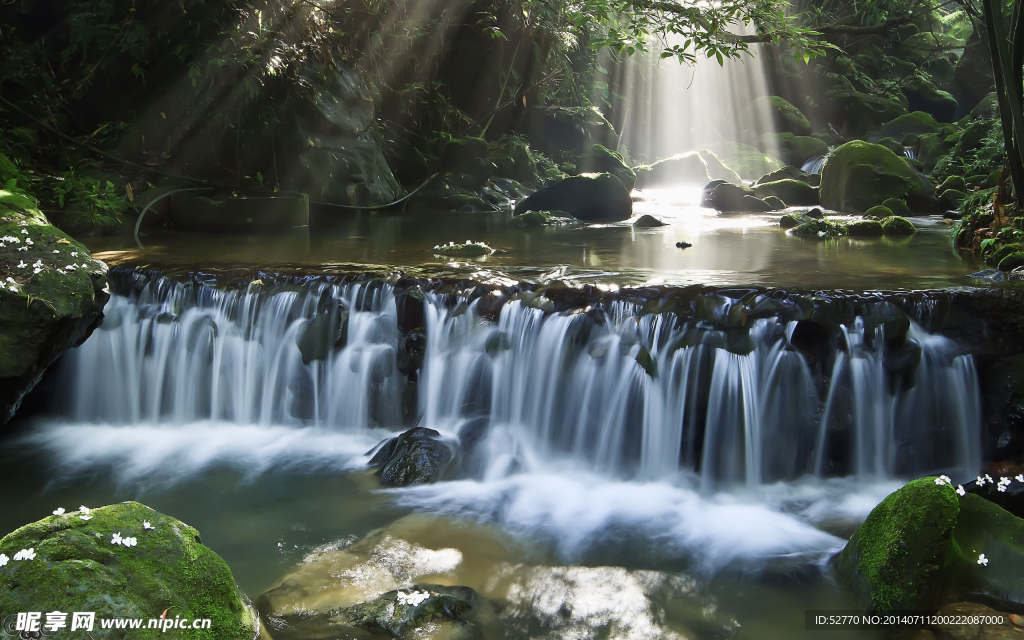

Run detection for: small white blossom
[[13, 548, 36, 561], [17, 261, 26, 269], [125, 537, 137, 547], [940, 475, 952, 484], [5, 278, 14, 283], [24, 238, 32, 245], [978, 553, 989, 566], [111, 532, 123, 546], [0, 554, 7, 567], [52, 508, 65, 516], [71, 252, 78, 257], [33, 268, 41, 274], [17, 246, 27, 251], [20, 228, 28, 234], [1016, 474, 1024, 483], [934, 477, 947, 486], [79, 515, 92, 521], [977, 476, 988, 486], [7, 286, 15, 292], [52, 250, 59, 254], [143, 521, 154, 530], [956, 485, 966, 496], [80, 506, 90, 514], [396, 590, 431, 606]]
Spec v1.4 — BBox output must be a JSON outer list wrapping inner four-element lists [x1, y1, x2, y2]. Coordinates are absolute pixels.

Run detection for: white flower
[[71, 252, 78, 257], [999, 484, 1008, 492], [25, 238, 32, 245], [52, 250, 59, 254], [940, 475, 952, 484], [0, 554, 7, 567], [17, 246, 27, 251], [5, 278, 14, 283], [1016, 474, 1024, 483], [956, 485, 966, 496], [13, 548, 36, 561], [52, 508, 65, 516], [143, 521, 154, 530], [79, 515, 92, 521], [976, 476, 986, 486], [20, 228, 28, 234], [80, 506, 90, 515], [978, 553, 989, 566], [8, 286, 15, 292], [17, 261, 25, 269], [934, 477, 948, 486], [33, 268, 41, 274], [111, 532, 123, 546], [986, 474, 994, 483], [126, 537, 137, 547], [396, 590, 431, 606]]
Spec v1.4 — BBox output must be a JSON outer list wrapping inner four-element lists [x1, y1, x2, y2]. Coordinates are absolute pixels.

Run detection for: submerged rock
[[0, 502, 259, 639], [515, 173, 632, 222], [819, 141, 938, 213], [369, 427, 456, 486], [510, 210, 555, 227], [346, 585, 480, 636], [1, 203, 108, 424], [633, 215, 667, 227]]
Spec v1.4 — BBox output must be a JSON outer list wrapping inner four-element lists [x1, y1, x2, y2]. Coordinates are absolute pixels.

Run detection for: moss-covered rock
[[1, 200, 108, 424], [902, 73, 958, 123], [719, 143, 787, 181], [780, 213, 809, 228], [848, 219, 885, 237], [0, 502, 259, 640], [491, 136, 539, 186], [701, 182, 763, 211], [947, 494, 1024, 610], [509, 210, 554, 227], [819, 141, 938, 212], [831, 478, 960, 614], [578, 144, 636, 191], [867, 112, 942, 144], [790, 219, 847, 238], [998, 252, 1024, 271], [515, 173, 631, 222], [761, 196, 786, 210], [825, 89, 907, 138], [882, 198, 913, 217], [698, 149, 742, 184], [864, 205, 893, 218], [898, 32, 966, 65], [431, 241, 495, 257], [752, 179, 819, 206], [915, 132, 950, 172], [941, 188, 967, 210], [881, 216, 916, 235], [759, 132, 828, 167], [755, 166, 819, 186], [745, 96, 812, 136], [638, 152, 710, 187]]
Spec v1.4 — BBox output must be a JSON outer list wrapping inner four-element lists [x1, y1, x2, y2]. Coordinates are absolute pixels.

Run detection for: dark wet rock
[[780, 213, 809, 228], [638, 152, 711, 187], [848, 220, 885, 237], [579, 144, 636, 191], [805, 207, 824, 219], [370, 427, 455, 487], [789, 319, 830, 362], [999, 252, 1024, 272], [883, 338, 922, 392], [902, 72, 958, 122], [867, 111, 942, 144], [1, 206, 108, 424], [675, 241, 692, 249], [297, 303, 349, 364], [510, 210, 555, 227], [752, 179, 819, 206], [820, 141, 938, 213], [514, 174, 632, 222], [741, 195, 773, 212], [633, 215, 667, 227], [744, 96, 811, 136], [948, 493, 1024, 611], [760, 132, 829, 167], [881, 216, 916, 236], [0, 502, 260, 639], [698, 149, 742, 184], [761, 195, 786, 211], [395, 287, 426, 334], [966, 462, 1024, 519], [941, 188, 968, 210], [346, 585, 480, 636], [701, 183, 757, 211]]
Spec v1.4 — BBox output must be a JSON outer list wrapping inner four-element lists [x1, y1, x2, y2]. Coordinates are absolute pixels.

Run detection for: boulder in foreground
[[0, 502, 259, 640]]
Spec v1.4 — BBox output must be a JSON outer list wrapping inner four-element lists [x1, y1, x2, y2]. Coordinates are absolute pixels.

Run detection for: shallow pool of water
[[87, 188, 979, 290]]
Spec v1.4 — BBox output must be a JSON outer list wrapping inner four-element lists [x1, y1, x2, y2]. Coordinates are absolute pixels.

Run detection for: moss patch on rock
[[819, 141, 938, 213], [848, 219, 885, 237], [0, 502, 259, 640], [790, 219, 847, 238], [881, 216, 916, 236], [752, 179, 819, 206]]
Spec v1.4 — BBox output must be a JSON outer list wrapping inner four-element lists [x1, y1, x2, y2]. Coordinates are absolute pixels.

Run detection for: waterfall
[[56, 273, 983, 487]]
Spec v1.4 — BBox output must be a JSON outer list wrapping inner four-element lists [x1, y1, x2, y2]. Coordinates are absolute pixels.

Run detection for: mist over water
[[22, 273, 982, 569]]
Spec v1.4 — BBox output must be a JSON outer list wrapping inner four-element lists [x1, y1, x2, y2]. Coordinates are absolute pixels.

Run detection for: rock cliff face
[[0, 199, 108, 425]]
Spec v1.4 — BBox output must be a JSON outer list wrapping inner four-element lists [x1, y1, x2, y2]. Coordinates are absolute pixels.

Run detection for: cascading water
[[55, 272, 982, 489]]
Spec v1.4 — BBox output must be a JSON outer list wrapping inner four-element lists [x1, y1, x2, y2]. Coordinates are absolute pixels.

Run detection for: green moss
[[939, 176, 966, 193], [0, 502, 258, 640], [940, 188, 967, 210], [578, 144, 636, 191], [820, 141, 937, 212], [779, 213, 808, 228], [864, 205, 893, 218], [745, 96, 811, 136], [999, 251, 1024, 271], [431, 241, 494, 257], [509, 210, 553, 227], [752, 179, 819, 206], [882, 198, 913, 217], [881, 216, 916, 236], [867, 112, 941, 144], [832, 477, 960, 614], [761, 196, 786, 210], [790, 219, 847, 238], [848, 219, 885, 237]]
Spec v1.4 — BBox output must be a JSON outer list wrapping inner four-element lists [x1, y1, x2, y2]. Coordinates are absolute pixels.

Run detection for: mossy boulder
[[1, 201, 108, 424], [834, 478, 1024, 614], [698, 149, 741, 184], [780, 213, 809, 228], [578, 144, 636, 191], [431, 241, 494, 257], [882, 198, 913, 218], [761, 196, 786, 210], [826, 90, 907, 138], [745, 96, 812, 136], [701, 182, 764, 212], [638, 152, 710, 187], [881, 216, 916, 235], [941, 188, 967, 210], [939, 177, 967, 194], [0, 502, 259, 640], [759, 132, 828, 167], [848, 219, 885, 237], [902, 73, 958, 123], [867, 111, 942, 144], [898, 32, 966, 65], [790, 219, 847, 238], [719, 143, 786, 181], [874, 137, 905, 155], [915, 132, 950, 172], [820, 141, 938, 213], [831, 478, 960, 614], [752, 179, 819, 206], [491, 136, 539, 186], [999, 252, 1024, 271], [755, 166, 819, 186], [515, 173, 632, 222], [864, 205, 893, 218]]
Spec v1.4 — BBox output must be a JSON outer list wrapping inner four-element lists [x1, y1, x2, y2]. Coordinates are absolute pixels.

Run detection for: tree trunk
[[982, 0, 1024, 201]]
